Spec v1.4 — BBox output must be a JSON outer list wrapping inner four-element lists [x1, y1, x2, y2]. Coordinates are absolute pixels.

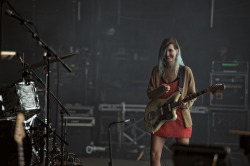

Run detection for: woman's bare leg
[[150, 135, 166, 166], [175, 138, 189, 145]]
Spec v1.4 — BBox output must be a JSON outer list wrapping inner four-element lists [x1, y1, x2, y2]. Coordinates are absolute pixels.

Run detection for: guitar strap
[[178, 65, 186, 94]]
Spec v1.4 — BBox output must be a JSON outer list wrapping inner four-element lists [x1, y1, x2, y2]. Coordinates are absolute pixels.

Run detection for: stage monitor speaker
[[171, 143, 232, 166]]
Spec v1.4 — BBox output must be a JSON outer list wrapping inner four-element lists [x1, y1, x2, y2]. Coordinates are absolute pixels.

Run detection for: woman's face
[[165, 44, 179, 64]]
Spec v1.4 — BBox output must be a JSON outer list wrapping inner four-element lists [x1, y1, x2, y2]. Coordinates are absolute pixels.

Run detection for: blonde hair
[[158, 37, 184, 76]]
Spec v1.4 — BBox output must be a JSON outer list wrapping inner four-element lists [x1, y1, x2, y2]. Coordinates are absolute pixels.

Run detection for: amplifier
[[190, 107, 209, 144], [63, 104, 95, 127], [99, 103, 146, 112], [212, 61, 249, 74], [64, 116, 95, 127], [210, 73, 248, 108], [64, 104, 94, 116]]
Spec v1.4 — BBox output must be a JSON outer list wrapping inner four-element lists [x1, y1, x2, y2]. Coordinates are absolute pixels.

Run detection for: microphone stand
[[108, 119, 130, 166]]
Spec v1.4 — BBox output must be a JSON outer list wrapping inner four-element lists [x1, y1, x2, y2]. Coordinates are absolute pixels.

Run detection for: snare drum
[[0, 80, 40, 118], [0, 120, 32, 166]]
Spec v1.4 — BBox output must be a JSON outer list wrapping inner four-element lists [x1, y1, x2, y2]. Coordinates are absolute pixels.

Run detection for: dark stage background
[[0, 0, 250, 165]]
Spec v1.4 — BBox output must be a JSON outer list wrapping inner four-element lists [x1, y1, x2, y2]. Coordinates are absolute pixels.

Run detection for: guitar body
[[144, 91, 181, 133], [144, 84, 226, 134]]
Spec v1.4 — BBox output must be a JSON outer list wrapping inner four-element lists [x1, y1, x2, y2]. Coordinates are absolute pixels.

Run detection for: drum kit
[[1, 1, 83, 165], [0, 53, 81, 166]]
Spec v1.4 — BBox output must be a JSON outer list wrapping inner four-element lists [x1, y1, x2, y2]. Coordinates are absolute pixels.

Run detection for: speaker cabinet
[[190, 107, 209, 144], [209, 108, 249, 153], [99, 111, 121, 145], [66, 126, 94, 155]]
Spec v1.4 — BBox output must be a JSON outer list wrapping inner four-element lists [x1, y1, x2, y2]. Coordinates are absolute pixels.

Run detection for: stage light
[[0, 51, 17, 60]]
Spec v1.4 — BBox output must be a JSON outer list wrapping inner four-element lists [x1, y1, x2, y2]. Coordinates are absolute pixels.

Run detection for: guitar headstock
[[208, 84, 226, 94], [14, 113, 26, 143]]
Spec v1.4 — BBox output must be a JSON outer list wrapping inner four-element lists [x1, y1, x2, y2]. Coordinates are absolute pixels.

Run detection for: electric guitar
[[144, 84, 225, 133], [14, 113, 26, 166]]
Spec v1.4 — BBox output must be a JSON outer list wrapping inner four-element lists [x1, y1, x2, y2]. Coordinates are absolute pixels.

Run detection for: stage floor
[[79, 157, 173, 166], [78, 154, 249, 166]]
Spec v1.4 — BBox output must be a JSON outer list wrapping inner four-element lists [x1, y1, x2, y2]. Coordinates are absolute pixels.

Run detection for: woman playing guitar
[[147, 37, 196, 166]]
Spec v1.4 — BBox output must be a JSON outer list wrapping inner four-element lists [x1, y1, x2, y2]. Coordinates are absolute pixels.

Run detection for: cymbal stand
[[43, 51, 71, 165]]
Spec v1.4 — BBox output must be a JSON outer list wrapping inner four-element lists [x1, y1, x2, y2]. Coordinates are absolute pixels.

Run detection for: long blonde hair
[[158, 37, 184, 76]]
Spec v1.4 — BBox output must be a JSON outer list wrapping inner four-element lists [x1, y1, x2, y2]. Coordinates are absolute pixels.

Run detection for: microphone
[[117, 119, 130, 123], [108, 119, 130, 128], [5, 9, 30, 23]]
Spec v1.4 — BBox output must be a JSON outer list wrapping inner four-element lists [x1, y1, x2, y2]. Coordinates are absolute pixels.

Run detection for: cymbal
[[19, 53, 75, 71]]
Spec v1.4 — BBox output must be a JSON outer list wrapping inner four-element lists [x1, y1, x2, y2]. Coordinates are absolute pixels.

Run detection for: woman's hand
[[178, 97, 187, 108], [161, 84, 170, 93]]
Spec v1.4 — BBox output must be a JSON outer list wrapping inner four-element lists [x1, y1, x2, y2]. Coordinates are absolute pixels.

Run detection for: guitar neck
[[172, 89, 208, 108], [17, 142, 25, 166], [14, 113, 26, 166]]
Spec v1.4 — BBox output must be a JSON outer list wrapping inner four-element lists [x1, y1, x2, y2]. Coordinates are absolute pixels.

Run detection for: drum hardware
[[0, 50, 73, 165], [27, 117, 69, 166], [18, 60, 72, 166], [18, 53, 76, 72], [6, 9, 73, 165], [0, 59, 75, 165], [30, 146, 42, 166], [3, 2, 76, 165], [24, 114, 37, 130], [16, 48, 72, 165], [54, 153, 83, 166], [0, 54, 41, 119], [35, 117, 69, 147], [0, 79, 41, 118]]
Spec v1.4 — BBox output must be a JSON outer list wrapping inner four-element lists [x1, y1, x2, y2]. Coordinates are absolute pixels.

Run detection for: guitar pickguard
[[144, 91, 181, 133]]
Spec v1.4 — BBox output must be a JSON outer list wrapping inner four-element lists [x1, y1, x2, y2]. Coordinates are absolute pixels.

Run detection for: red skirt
[[152, 79, 192, 138]]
